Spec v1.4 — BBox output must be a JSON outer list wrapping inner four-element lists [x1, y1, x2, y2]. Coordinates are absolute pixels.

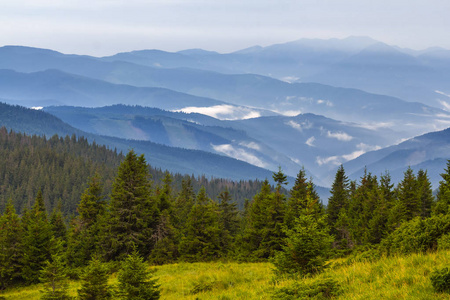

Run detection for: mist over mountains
[[1, 36, 450, 190]]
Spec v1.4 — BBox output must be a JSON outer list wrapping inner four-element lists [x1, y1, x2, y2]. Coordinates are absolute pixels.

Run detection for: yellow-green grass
[[3, 250, 450, 299]]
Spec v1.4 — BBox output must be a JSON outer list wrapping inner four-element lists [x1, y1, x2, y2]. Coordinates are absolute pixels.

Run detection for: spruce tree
[[39, 240, 72, 300], [0, 200, 23, 289], [396, 167, 420, 222], [416, 169, 434, 218], [78, 257, 112, 300], [217, 189, 239, 256], [327, 165, 350, 237], [273, 189, 333, 275], [117, 251, 160, 300], [179, 187, 221, 261], [284, 168, 321, 230], [101, 150, 157, 260], [243, 179, 285, 260], [21, 190, 54, 283], [435, 160, 450, 215]]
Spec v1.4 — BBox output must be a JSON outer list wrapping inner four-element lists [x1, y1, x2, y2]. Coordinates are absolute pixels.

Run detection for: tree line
[[2, 127, 450, 298]]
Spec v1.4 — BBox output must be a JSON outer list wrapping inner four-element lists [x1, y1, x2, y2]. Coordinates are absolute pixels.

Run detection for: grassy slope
[[3, 250, 450, 299]]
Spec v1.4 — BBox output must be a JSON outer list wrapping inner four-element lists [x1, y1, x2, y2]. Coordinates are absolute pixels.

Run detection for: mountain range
[[1, 37, 450, 192]]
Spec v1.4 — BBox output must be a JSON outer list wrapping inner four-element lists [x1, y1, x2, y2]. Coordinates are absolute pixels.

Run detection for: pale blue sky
[[1, 0, 449, 56]]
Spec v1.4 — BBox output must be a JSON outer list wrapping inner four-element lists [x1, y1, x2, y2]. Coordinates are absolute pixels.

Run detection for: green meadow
[[3, 250, 450, 299]]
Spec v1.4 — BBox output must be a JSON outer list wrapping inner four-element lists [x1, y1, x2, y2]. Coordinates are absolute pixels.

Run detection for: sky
[[1, 0, 449, 56]]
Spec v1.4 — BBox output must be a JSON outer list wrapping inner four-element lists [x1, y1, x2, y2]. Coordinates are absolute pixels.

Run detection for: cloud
[[279, 110, 302, 117], [436, 90, 450, 98], [316, 143, 381, 166], [316, 155, 341, 166], [317, 99, 333, 107], [286, 120, 313, 132], [355, 122, 394, 130], [281, 76, 299, 83], [438, 100, 450, 111], [239, 141, 261, 151], [173, 105, 261, 120], [212, 144, 266, 168], [306, 136, 315, 147], [326, 131, 353, 141]]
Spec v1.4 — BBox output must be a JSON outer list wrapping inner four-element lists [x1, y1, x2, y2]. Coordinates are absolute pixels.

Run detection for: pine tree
[[327, 165, 350, 237], [217, 189, 239, 256], [0, 200, 23, 289], [77, 173, 106, 228], [21, 190, 54, 283], [243, 179, 285, 260], [77, 257, 112, 300], [417, 169, 434, 218], [284, 168, 321, 230], [117, 251, 160, 300], [179, 187, 221, 261], [273, 189, 333, 275], [39, 240, 72, 300], [50, 200, 67, 242], [396, 167, 420, 222], [102, 150, 157, 260], [435, 160, 450, 215]]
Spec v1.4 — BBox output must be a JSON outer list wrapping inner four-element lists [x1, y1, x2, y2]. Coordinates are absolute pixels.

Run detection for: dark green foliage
[[101, 150, 158, 260], [117, 251, 160, 300], [434, 160, 450, 215], [273, 191, 332, 275], [39, 241, 72, 300], [179, 187, 221, 261], [0, 200, 23, 289], [431, 267, 450, 293], [284, 168, 322, 230], [77, 257, 112, 300], [242, 179, 285, 260], [50, 201, 67, 242], [380, 214, 450, 255], [77, 173, 106, 228], [273, 277, 342, 300], [217, 189, 239, 256], [327, 165, 349, 239], [21, 191, 54, 284]]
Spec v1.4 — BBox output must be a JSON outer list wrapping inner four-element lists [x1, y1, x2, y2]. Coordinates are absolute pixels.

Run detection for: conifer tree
[[50, 200, 67, 242], [217, 189, 239, 256], [434, 160, 450, 215], [284, 168, 321, 230], [117, 251, 160, 300], [327, 165, 350, 237], [39, 240, 72, 300], [243, 179, 285, 260], [78, 257, 112, 300], [273, 188, 332, 275], [417, 169, 434, 218], [21, 190, 54, 283], [395, 167, 420, 222], [179, 187, 221, 261], [101, 150, 157, 260], [0, 200, 23, 289]]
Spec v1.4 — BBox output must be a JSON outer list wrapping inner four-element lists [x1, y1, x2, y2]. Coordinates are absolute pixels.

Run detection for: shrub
[[431, 267, 450, 293], [438, 234, 450, 250], [273, 277, 342, 300]]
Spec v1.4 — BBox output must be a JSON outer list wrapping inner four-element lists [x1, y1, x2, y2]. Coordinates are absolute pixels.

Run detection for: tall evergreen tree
[[0, 200, 23, 289], [217, 189, 239, 256], [327, 165, 350, 237], [101, 150, 157, 260], [21, 190, 54, 283], [284, 168, 321, 230], [434, 160, 450, 215], [417, 169, 434, 218], [395, 167, 420, 222], [179, 187, 221, 261], [243, 179, 285, 260]]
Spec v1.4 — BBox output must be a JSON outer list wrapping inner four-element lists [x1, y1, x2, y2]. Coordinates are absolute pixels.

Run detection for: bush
[[438, 234, 450, 250], [380, 215, 450, 256], [273, 277, 342, 300], [431, 267, 450, 293]]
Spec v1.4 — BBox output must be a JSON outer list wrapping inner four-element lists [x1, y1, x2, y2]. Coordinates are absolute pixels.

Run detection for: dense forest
[[1, 127, 450, 298]]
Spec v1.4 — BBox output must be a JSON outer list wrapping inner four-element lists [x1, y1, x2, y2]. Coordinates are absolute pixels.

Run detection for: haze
[[1, 0, 449, 56]]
